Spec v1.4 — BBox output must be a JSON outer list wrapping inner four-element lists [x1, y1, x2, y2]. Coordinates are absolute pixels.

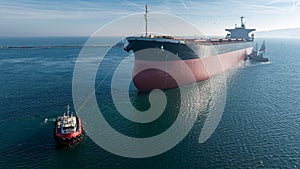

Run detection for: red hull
[[54, 117, 85, 146], [133, 48, 251, 91]]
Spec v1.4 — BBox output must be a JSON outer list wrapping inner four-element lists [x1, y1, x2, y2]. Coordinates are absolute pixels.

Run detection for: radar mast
[[144, 4, 149, 37], [240, 16, 245, 28]]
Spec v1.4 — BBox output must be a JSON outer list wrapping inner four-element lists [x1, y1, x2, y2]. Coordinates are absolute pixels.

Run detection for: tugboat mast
[[67, 104, 70, 115], [144, 4, 149, 37]]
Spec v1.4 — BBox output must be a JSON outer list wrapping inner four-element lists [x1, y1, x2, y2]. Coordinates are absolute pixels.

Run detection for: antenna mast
[[240, 16, 245, 28], [144, 4, 149, 37]]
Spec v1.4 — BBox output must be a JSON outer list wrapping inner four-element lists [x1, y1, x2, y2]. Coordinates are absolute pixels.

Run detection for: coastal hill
[[256, 28, 300, 38]]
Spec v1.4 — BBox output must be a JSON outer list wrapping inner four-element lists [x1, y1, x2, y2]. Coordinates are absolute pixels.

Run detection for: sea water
[[0, 37, 299, 168]]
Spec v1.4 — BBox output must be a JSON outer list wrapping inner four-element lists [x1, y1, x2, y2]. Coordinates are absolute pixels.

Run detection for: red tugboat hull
[[54, 117, 85, 146], [54, 105, 85, 147]]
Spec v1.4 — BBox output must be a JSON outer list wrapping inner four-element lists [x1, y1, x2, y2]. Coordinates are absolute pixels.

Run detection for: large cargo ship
[[124, 5, 256, 91]]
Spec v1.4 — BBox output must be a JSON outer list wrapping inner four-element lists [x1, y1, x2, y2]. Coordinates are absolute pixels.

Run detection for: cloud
[[0, 0, 299, 36], [0, 0, 135, 19], [179, 0, 189, 10]]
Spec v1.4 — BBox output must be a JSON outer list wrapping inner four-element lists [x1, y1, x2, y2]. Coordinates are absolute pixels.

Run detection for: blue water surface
[[0, 37, 299, 168]]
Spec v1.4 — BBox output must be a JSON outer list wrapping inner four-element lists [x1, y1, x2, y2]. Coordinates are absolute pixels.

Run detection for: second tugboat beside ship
[[246, 40, 269, 62], [125, 5, 265, 91]]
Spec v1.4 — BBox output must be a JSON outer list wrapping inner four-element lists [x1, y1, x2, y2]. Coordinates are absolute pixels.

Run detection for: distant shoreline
[[0, 45, 114, 49]]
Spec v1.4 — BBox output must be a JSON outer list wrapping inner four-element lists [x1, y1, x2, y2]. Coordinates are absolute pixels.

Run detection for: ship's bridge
[[225, 16, 256, 41]]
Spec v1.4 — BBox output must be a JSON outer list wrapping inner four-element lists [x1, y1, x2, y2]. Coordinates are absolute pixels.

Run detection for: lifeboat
[[54, 105, 85, 146]]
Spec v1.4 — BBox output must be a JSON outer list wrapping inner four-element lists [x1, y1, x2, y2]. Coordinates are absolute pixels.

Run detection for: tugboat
[[246, 40, 269, 62], [54, 105, 85, 146]]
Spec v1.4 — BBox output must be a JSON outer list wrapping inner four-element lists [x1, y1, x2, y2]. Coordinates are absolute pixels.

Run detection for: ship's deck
[[178, 38, 251, 45], [131, 35, 253, 46]]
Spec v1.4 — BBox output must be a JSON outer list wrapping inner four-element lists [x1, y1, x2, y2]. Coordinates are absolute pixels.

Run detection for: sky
[[1, 0, 300, 37]]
